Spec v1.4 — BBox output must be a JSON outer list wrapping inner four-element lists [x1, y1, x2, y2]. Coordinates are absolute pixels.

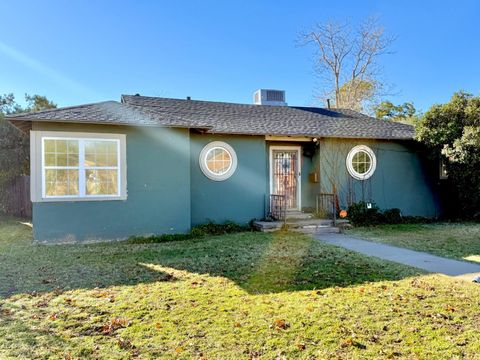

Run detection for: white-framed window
[[346, 145, 377, 180], [199, 141, 237, 181], [31, 131, 127, 202]]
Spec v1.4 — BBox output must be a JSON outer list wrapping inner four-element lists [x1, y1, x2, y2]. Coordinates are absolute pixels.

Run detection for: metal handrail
[[316, 193, 337, 226], [269, 194, 286, 221]]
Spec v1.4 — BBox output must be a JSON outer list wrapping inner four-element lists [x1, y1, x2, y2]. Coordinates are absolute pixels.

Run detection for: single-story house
[[7, 89, 440, 242]]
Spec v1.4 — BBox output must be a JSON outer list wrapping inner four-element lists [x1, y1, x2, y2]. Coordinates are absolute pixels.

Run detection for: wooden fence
[[2, 176, 31, 218]]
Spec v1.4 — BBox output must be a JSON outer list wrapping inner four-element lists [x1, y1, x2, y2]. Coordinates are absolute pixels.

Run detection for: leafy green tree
[[416, 91, 480, 218], [0, 93, 56, 114], [0, 93, 22, 114], [25, 94, 57, 112], [374, 100, 418, 124], [0, 93, 56, 212]]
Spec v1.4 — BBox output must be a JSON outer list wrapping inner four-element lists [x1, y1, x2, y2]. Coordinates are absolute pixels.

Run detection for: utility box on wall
[[309, 172, 319, 183]]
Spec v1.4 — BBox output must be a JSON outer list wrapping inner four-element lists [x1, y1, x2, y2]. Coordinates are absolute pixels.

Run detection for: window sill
[[35, 195, 128, 203]]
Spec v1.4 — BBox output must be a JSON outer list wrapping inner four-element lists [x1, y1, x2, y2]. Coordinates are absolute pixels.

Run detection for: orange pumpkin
[[339, 210, 348, 218]]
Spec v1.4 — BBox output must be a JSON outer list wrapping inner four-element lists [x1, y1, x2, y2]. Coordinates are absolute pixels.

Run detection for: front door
[[270, 146, 301, 210]]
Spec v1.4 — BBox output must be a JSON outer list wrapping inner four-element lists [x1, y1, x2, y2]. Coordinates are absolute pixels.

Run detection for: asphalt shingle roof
[[6, 101, 207, 129], [7, 95, 415, 140]]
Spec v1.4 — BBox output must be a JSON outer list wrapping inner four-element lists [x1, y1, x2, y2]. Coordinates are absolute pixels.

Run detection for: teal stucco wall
[[190, 133, 267, 225], [318, 138, 439, 217], [31, 123, 439, 243], [32, 122, 191, 242]]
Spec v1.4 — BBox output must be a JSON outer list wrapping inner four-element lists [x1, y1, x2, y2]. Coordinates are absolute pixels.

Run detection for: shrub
[[127, 233, 191, 244], [401, 215, 433, 224], [383, 208, 402, 224], [347, 201, 384, 226], [191, 220, 249, 237], [416, 92, 480, 219], [128, 220, 252, 244], [347, 202, 432, 226]]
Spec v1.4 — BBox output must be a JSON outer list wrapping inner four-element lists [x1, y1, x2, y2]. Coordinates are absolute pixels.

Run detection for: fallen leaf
[[117, 337, 134, 350], [102, 317, 130, 335], [296, 343, 306, 350], [271, 319, 290, 330], [1, 309, 13, 316], [340, 338, 353, 348]]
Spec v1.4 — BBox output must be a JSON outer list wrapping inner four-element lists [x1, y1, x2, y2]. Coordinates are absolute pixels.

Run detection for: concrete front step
[[285, 211, 314, 220], [253, 218, 336, 233], [296, 226, 340, 234]]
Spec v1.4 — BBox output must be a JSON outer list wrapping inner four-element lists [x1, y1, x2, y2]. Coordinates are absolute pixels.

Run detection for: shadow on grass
[[0, 215, 424, 299], [149, 231, 423, 294]]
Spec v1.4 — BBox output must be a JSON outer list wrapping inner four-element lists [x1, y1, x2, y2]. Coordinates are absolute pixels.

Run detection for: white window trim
[[31, 131, 127, 202], [346, 145, 377, 181], [199, 141, 237, 181]]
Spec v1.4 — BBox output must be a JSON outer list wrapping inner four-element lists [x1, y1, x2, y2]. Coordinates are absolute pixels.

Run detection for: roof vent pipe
[[186, 96, 191, 100], [326, 99, 331, 109]]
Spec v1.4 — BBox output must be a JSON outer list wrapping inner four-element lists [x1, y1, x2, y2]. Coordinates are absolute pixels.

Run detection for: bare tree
[[299, 17, 394, 112]]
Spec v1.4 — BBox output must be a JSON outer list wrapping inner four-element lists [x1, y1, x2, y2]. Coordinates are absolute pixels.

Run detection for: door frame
[[269, 145, 302, 211]]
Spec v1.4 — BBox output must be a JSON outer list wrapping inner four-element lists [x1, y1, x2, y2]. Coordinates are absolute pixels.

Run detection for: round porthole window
[[199, 141, 237, 181], [346, 145, 377, 180]]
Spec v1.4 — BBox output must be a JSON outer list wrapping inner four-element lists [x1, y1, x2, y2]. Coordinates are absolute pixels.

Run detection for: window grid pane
[[45, 169, 79, 196], [352, 151, 372, 174], [44, 139, 79, 167], [86, 169, 118, 196], [85, 140, 118, 167], [206, 147, 232, 175]]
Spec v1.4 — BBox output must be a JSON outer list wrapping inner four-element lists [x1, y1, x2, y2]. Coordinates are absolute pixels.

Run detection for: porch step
[[295, 226, 340, 235], [285, 211, 314, 221], [253, 218, 336, 233]]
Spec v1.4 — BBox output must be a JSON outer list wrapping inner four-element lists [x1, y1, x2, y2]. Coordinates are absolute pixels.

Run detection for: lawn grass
[[348, 223, 480, 263], [1, 216, 480, 358]]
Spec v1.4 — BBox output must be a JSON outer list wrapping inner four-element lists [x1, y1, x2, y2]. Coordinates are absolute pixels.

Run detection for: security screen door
[[270, 147, 301, 210]]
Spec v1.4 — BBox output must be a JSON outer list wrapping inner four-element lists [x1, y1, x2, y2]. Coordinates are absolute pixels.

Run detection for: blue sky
[[1, 0, 479, 112]]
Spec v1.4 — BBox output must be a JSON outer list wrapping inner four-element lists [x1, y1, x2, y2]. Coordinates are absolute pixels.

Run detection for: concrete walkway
[[314, 233, 480, 278]]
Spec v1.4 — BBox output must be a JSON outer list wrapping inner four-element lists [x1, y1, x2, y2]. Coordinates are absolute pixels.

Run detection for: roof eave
[[6, 118, 212, 132], [205, 129, 415, 141], [8, 119, 32, 134]]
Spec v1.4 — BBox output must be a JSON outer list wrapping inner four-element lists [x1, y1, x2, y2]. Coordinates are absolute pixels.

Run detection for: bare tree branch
[[299, 17, 394, 112]]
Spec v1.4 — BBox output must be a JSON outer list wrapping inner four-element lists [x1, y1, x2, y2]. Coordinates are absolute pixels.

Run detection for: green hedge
[[127, 220, 253, 244], [347, 201, 432, 226]]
